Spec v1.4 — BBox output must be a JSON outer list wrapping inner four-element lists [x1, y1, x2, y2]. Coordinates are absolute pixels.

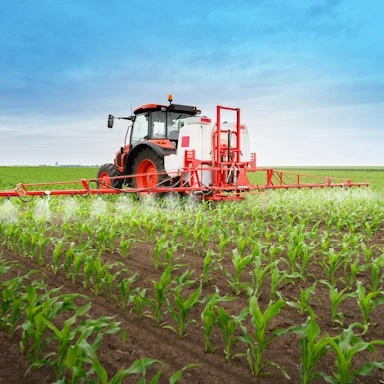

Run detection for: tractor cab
[[131, 99, 200, 147]]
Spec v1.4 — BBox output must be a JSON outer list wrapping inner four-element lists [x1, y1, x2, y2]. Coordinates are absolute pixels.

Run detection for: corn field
[[0, 167, 383, 383]]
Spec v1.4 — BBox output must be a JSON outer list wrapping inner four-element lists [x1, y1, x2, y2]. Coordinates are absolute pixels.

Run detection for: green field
[[0, 166, 383, 383], [0, 166, 98, 190]]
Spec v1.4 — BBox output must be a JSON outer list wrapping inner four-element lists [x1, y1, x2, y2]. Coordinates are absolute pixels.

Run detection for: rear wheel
[[131, 149, 166, 192], [97, 163, 123, 189]]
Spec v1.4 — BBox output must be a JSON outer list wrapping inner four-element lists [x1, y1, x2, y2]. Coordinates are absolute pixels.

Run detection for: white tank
[[163, 117, 251, 187]]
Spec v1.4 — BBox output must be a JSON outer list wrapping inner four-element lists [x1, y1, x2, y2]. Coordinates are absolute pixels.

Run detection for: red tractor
[[97, 94, 200, 190]]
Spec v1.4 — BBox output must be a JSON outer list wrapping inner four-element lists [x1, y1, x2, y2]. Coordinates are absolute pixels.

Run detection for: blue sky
[[0, 0, 383, 166]]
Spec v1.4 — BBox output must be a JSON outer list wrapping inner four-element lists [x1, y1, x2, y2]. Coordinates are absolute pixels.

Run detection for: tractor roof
[[134, 103, 199, 115]]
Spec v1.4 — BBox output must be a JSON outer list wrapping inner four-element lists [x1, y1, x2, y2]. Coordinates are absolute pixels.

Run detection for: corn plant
[[247, 258, 277, 299], [323, 323, 384, 384], [117, 233, 135, 259], [192, 225, 203, 253], [215, 305, 249, 362], [42, 305, 121, 382], [291, 314, 331, 384], [355, 280, 384, 329], [35, 303, 91, 376], [360, 243, 380, 264], [165, 283, 202, 338], [64, 240, 93, 282], [223, 248, 253, 295], [63, 320, 120, 383], [320, 280, 356, 326], [237, 296, 288, 377], [37, 234, 52, 265], [369, 255, 384, 292], [51, 237, 67, 275], [201, 288, 236, 352], [0, 256, 13, 277], [269, 265, 294, 303], [146, 265, 173, 326], [321, 248, 345, 286], [200, 227, 211, 254], [118, 272, 139, 309], [1, 275, 29, 336], [131, 288, 148, 319], [20, 285, 86, 364], [153, 235, 169, 270], [163, 241, 182, 268], [268, 244, 284, 263], [83, 254, 97, 290], [216, 232, 233, 261], [286, 227, 307, 274], [341, 255, 364, 288], [180, 224, 192, 250], [101, 263, 129, 301], [201, 249, 214, 284], [285, 282, 317, 316]]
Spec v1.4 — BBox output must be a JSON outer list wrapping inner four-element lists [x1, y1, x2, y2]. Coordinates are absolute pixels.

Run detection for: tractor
[[97, 94, 201, 190]]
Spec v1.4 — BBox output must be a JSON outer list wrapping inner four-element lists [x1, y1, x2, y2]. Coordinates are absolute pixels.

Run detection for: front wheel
[[131, 149, 166, 192], [97, 163, 123, 189]]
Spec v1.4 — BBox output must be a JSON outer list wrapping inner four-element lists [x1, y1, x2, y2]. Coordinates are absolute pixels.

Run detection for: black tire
[[97, 163, 123, 189], [131, 149, 166, 191]]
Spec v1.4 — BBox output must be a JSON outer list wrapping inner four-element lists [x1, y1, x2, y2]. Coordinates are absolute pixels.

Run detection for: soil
[[1, 226, 384, 384]]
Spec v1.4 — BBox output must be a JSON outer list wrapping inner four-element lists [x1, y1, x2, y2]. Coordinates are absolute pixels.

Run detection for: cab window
[[151, 111, 167, 138], [132, 114, 149, 142]]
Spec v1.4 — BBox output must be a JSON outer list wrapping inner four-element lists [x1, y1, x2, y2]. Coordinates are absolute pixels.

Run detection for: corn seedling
[[355, 280, 384, 330], [146, 265, 173, 326], [247, 258, 277, 299], [319, 280, 356, 326], [291, 314, 331, 384], [1, 275, 29, 336], [131, 287, 148, 319], [321, 248, 345, 286], [202, 249, 214, 284], [285, 282, 317, 316], [118, 272, 139, 309], [118, 233, 135, 259], [223, 248, 254, 295], [323, 323, 384, 384], [369, 255, 384, 292], [165, 283, 202, 338], [237, 296, 288, 377], [215, 305, 248, 362], [201, 288, 236, 352]]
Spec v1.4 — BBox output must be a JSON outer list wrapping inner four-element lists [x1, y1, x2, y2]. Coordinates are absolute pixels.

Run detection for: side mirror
[[107, 114, 114, 128]]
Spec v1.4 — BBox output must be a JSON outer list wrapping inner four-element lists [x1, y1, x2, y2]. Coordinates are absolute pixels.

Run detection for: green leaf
[[353, 361, 384, 377], [169, 364, 200, 384], [125, 358, 165, 375]]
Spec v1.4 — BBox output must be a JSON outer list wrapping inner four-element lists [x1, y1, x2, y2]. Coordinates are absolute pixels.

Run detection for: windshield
[[151, 111, 192, 139], [167, 112, 191, 140]]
